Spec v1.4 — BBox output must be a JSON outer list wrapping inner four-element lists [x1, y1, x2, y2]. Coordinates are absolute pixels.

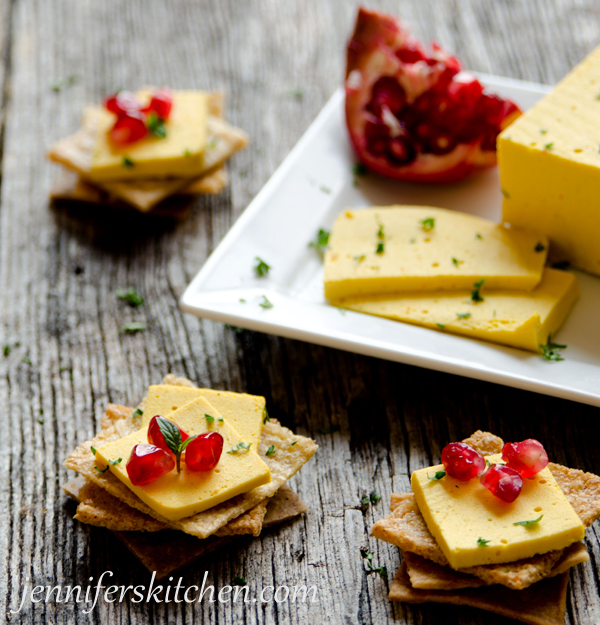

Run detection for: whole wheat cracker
[[64, 406, 317, 539], [390, 562, 569, 625], [373, 431, 600, 590]]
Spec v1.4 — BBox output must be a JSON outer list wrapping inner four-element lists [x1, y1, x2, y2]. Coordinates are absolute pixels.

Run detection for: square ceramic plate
[[180, 74, 600, 408]]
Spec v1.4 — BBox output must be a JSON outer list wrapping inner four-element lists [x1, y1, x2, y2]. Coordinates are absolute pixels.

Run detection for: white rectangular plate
[[181, 74, 600, 407]]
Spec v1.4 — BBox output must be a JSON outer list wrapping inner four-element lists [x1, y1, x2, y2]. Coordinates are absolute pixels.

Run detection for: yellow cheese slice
[[95, 397, 271, 521], [142, 385, 265, 447], [499, 44, 600, 276], [89, 90, 208, 182], [411, 454, 585, 569], [332, 268, 578, 353], [323, 206, 548, 299]]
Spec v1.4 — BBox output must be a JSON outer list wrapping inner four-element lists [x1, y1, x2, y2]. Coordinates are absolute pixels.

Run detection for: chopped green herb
[[183, 149, 191, 157], [116, 287, 144, 307], [486, 459, 491, 468], [288, 88, 304, 101], [218, 418, 224, 423], [471, 279, 485, 303], [338, 307, 346, 315], [254, 257, 271, 277], [501, 188, 510, 199], [122, 156, 135, 168], [205, 414, 215, 423], [452, 257, 461, 267], [540, 127, 548, 134], [352, 163, 367, 177], [375, 242, 385, 254], [232, 576, 247, 586], [436, 323, 445, 330], [90, 446, 97, 455], [534, 242, 546, 253], [421, 217, 435, 231], [109, 458, 122, 466], [94, 465, 109, 474], [409, 238, 416, 244], [475, 233, 483, 240], [513, 514, 543, 527], [263, 408, 270, 424], [540, 334, 567, 361], [353, 254, 366, 262], [266, 445, 276, 456], [290, 441, 297, 446], [50, 75, 77, 92], [120, 322, 146, 334], [477, 538, 491, 547], [308, 228, 330, 254], [21, 357, 31, 364], [3, 345, 11, 357], [457, 312, 471, 320], [319, 185, 332, 194], [37, 417, 44, 425], [259, 295, 273, 309], [504, 569, 511, 573], [544, 142, 554, 151], [361, 494, 370, 507], [239, 298, 246, 303], [59, 365, 72, 373], [146, 112, 167, 139], [132, 408, 143, 418], [370, 492, 382, 504], [427, 470, 446, 481], [317, 425, 340, 435], [360, 548, 387, 578], [227, 442, 251, 454], [377, 224, 385, 240]]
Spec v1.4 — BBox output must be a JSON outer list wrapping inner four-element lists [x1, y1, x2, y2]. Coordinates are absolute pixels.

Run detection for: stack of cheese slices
[[48, 89, 248, 218], [372, 430, 600, 625], [324, 206, 579, 353], [63, 375, 317, 578]]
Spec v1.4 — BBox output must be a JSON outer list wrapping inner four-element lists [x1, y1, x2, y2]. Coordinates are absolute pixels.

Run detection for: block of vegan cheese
[[499, 44, 600, 276], [95, 397, 271, 521], [333, 268, 578, 353], [411, 453, 585, 569], [323, 207, 548, 299], [142, 385, 265, 446], [89, 90, 208, 182]]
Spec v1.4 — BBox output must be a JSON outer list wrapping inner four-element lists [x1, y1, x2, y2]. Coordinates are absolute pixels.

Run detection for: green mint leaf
[[477, 538, 491, 547], [259, 295, 273, 309], [120, 322, 146, 334], [116, 287, 144, 307], [308, 228, 330, 254], [146, 112, 167, 139], [471, 279, 485, 303], [156, 417, 183, 471], [317, 425, 340, 435], [122, 156, 134, 168], [420, 217, 435, 231], [370, 492, 382, 504], [266, 445, 276, 456], [457, 312, 471, 320], [205, 414, 215, 423], [254, 257, 271, 277], [427, 470, 446, 481], [179, 435, 197, 453], [513, 514, 543, 527], [534, 242, 546, 252], [375, 242, 385, 254]]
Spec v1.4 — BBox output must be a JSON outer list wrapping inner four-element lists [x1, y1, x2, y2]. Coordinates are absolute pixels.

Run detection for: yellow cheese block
[[142, 385, 265, 447], [412, 454, 585, 569], [323, 207, 548, 299], [89, 90, 208, 182], [95, 397, 271, 521], [333, 268, 578, 353], [499, 44, 600, 275]]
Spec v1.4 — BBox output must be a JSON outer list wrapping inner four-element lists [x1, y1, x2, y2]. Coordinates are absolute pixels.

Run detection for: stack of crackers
[[48, 92, 248, 219], [372, 431, 600, 625], [63, 375, 317, 578]]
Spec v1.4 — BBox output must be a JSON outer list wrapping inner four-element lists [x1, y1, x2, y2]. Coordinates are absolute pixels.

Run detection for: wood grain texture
[[0, 0, 599, 623]]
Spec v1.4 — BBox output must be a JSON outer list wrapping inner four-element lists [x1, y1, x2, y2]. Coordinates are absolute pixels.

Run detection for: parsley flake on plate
[[254, 257, 271, 277]]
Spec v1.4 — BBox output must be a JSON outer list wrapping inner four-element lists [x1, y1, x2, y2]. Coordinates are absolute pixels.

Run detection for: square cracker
[[390, 562, 569, 625], [372, 431, 600, 590], [403, 542, 589, 591], [65, 388, 317, 539]]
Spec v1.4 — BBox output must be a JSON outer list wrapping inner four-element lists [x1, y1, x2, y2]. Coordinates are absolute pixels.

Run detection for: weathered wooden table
[[0, 0, 598, 623]]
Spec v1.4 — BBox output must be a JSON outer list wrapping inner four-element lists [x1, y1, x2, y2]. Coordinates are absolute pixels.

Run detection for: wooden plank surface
[[0, 0, 599, 623]]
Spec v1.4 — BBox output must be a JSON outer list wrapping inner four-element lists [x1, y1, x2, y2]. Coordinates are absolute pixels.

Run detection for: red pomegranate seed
[[126, 444, 175, 486], [480, 464, 523, 502], [185, 432, 224, 471], [386, 137, 416, 165], [147, 415, 190, 455], [502, 439, 549, 478], [395, 44, 426, 64], [441, 442, 486, 481], [367, 77, 406, 116], [143, 88, 173, 120], [104, 91, 142, 116], [109, 112, 148, 146]]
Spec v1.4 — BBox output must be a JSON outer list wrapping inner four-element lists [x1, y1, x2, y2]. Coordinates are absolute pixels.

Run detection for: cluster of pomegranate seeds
[[127, 444, 175, 486], [502, 439, 549, 478], [441, 442, 486, 481], [479, 464, 523, 503], [126, 415, 224, 485], [103, 88, 173, 146], [344, 8, 522, 183], [439, 438, 550, 503]]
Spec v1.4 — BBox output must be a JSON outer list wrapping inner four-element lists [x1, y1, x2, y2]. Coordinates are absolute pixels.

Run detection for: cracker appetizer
[[48, 89, 248, 217], [372, 431, 600, 625], [63, 375, 317, 578]]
